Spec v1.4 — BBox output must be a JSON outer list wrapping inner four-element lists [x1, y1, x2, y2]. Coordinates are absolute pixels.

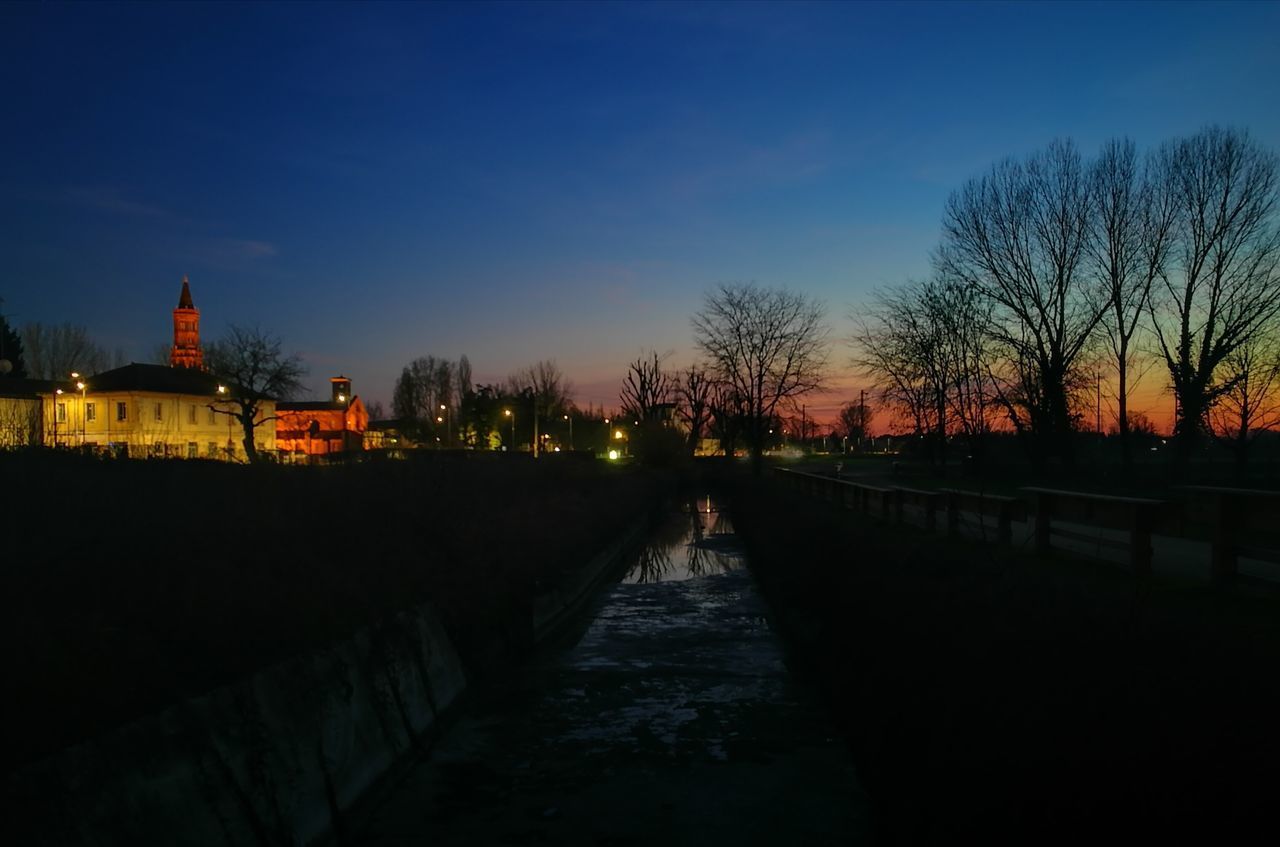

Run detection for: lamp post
[[53, 388, 64, 448], [440, 403, 450, 448], [504, 408, 514, 452], [73, 374, 86, 446], [563, 413, 573, 451], [603, 416, 610, 456]]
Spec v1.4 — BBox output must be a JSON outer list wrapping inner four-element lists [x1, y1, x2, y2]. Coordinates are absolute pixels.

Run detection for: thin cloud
[[66, 186, 171, 218]]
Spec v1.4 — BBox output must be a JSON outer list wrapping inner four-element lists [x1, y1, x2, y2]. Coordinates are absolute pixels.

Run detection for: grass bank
[[725, 469, 1280, 844], [2, 452, 664, 769]]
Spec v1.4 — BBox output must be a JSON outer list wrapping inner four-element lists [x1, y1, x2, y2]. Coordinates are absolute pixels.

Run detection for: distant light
[[76, 382, 85, 390], [608, 449, 619, 460], [55, 388, 64, 395], [440, 404, 446, 411], [217, 385, 227, 394], [337, 394, 346, 403], [70, 372, 80, 379], [554, 446, 561, 452], [614, 430, 623, 440], [504, 409, 512, 416], [436, 416, 443, 423]]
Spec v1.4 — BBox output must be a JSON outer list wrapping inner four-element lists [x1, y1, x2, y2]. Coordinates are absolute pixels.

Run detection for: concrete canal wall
[[8, 516, 650, 847]]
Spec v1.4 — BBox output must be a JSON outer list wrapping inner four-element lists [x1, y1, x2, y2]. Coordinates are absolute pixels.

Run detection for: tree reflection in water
[[624, 496, 741, 583]]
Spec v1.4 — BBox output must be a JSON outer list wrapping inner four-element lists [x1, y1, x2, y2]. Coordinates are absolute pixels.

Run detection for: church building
[[276, 376, 369, 459]]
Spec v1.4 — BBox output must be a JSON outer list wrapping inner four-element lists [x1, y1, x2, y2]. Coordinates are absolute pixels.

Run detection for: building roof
[[85, 363, 251, 397], [177, 275, 195, 310]]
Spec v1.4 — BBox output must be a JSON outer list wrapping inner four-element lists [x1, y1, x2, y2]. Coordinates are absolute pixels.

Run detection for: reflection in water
[[624, 495, 743, 584]]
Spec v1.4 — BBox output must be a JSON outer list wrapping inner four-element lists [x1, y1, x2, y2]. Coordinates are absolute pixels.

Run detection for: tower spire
[[178, 274, 194, 309], [171, 275, 204, 369]]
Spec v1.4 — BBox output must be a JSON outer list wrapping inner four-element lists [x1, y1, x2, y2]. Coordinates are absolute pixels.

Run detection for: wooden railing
[[1020, 487, 1167, 576], [773, 468, 1279, 584], [1178, 486, 1280, 584]]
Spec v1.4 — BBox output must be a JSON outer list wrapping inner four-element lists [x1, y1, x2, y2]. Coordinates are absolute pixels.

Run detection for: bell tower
[[171, 275, 204, 369]]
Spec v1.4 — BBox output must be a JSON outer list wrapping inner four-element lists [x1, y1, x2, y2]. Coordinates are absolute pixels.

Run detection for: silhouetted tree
[[506, 359, 573, 456], [1209, 332, 1280, 466], [677, 364, 713, 455], [206, 324, 305, 463], [619, 350, 673, 423], [0, 308, 25, 377], [1149, 126, 1280, 460], [939, 138, 1106, 466], [692, 283, 828, 472], [20, 322, 123, 379], [1089, 137, 1178, 467]]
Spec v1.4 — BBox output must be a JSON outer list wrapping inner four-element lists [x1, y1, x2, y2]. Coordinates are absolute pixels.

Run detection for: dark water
[[352, 495, 868, 845]]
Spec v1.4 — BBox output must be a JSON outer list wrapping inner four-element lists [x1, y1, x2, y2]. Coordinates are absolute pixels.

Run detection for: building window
[[116, 402, 127, 421], [86, 402, 97, 422], [208, 407, 216, 425], [187, 442, 198, 459], [188, 404, 196, 424], [154, 403, 163, 422], [56, 402, 67, 423], [207, 441, 218, 457]]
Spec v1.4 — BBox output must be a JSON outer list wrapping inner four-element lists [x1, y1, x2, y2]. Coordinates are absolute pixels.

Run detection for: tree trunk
[[241, 413, 259, 463], [1117, 352, 1131, 469]]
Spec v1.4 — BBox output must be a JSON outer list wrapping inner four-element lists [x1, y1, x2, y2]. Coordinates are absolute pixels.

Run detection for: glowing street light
[[439, 403, 450, 447], [53, 387, 64, 447], [504, 408, 514, 450], [563, 413, 573, 450], [74, 376, 87, 446]]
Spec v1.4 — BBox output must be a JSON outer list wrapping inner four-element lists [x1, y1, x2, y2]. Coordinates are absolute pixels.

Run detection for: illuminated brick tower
[[170, 275, 204, 369]]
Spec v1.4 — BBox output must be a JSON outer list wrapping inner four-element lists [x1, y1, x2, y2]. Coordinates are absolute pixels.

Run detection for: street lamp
[[504, 408, 514, 451], [74, 376, 87, 446], [603, 417, 610, 455], [439, 403, 450, 448], [53, 388, 64, 447], [563, 413, 573, 450]]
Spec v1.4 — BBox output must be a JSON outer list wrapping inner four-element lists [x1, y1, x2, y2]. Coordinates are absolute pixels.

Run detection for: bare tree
[[677, 364, 714, 456], [1149, 126, 1280, 460], [692, 283, 828, 472], [205, 325, 306, 463], [939, 139, 1106, 465], [21, 322, 124, 379], [507, 359, 573, 456], [1088, 138, 1178, 467], [619, 350, 673, 423], [393, 355, 459, 443], [1209, 331, 1280, 466], [836, 399, 874, 442], [851, 287, 932, 438], [707, 381, 748, 457], [853, 276, 996, 463]]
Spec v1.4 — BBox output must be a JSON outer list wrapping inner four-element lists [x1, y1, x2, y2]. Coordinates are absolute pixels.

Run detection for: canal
[[352, 495, 869, 845]]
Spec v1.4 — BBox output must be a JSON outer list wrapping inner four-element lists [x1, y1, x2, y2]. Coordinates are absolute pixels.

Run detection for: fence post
[[1210, 492, 1237, 585], [997, 501, 1014, 545], [1034, 491, 1052, 554], [1129, 503, 1155, 576]]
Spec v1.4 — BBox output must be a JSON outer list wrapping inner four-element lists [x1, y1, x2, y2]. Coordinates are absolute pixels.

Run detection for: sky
[[2, 0, 1278, 422]]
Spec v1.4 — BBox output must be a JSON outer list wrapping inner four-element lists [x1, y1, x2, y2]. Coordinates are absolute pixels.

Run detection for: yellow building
[[0, 378, 51, 448], [47, 363, 276, 460]]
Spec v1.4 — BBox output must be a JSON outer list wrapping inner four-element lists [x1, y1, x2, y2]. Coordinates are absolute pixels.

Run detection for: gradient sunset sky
[[3, 1, 1278, 423]]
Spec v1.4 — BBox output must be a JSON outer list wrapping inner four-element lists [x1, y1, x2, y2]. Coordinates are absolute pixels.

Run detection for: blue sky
[[2, 1, 1278, 415]]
